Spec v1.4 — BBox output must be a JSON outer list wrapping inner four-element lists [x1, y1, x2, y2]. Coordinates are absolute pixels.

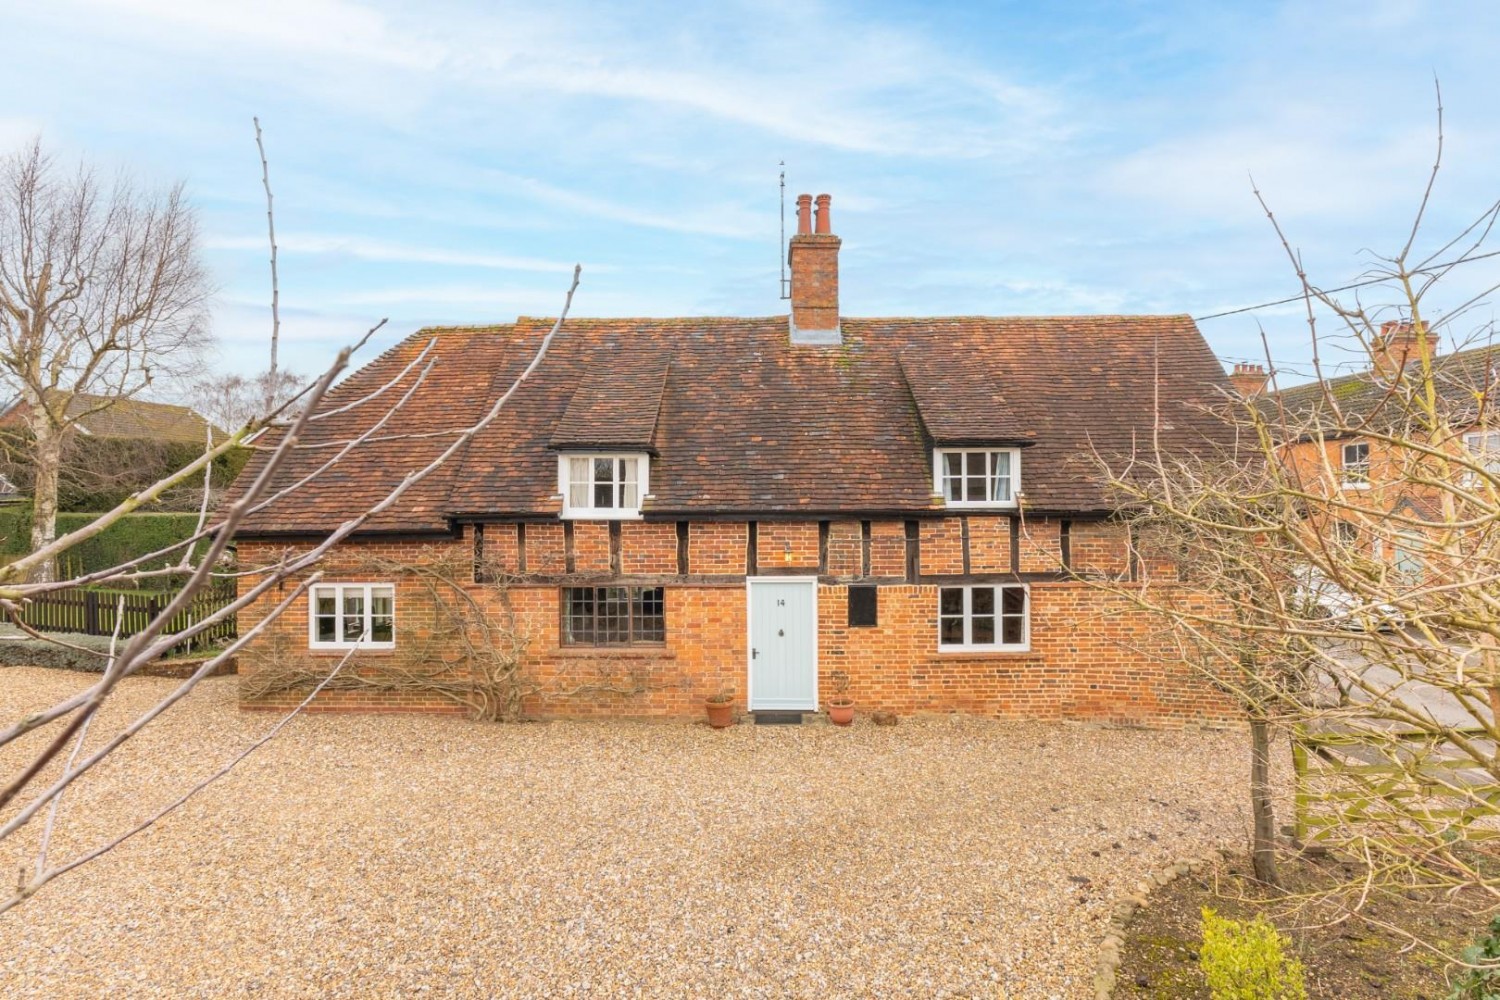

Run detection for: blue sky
[[5, 0, 1500, 392]]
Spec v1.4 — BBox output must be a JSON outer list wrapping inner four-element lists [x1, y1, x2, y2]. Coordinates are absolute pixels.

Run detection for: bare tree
[[1099, 452, 1307, 888], [0, 139, 210, 577], [190, 368, 303, 434], [0, 262, 581, 915], [1090, 87, 1500, 968], [0, 124, 584, 915]]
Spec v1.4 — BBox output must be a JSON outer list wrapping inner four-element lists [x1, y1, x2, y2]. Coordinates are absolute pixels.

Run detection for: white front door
[[747, 577, 818, 710]]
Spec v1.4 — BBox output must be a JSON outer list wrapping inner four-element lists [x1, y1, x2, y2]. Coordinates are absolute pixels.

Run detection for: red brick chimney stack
[[788, 192, 841, 344], [1228, 362, 1269, 398], [1372, 320, 1429, 376]]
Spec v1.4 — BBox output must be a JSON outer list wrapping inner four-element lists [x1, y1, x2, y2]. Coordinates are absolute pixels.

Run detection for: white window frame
[[558, 453, 649, 519], [936, 584, 1030, 652], [308, 582, 396, 650], [1463, 431, 1500, 484], [1340, 441, 1370, 489], [933, 448, 1021, 508]]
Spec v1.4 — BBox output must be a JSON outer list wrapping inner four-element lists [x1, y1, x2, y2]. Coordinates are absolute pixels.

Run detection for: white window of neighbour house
[[559, 454, 648, 518], [309, 583, 395, 650], [1340, 442, 1370, 488], [1463, 431, 1500, 484], [934, 449, 1021, 507]]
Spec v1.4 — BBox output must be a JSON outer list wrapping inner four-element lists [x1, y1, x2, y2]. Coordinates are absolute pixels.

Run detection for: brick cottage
[[234, 194, 1239, 725]]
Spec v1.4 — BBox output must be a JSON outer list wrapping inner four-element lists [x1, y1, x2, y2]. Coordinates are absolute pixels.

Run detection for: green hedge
[[0, 506, 211, 577], [0, 429, 251, 513]]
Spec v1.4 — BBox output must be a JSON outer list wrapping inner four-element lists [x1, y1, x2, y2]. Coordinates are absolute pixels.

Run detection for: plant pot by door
[[706, 698, 735, 729]]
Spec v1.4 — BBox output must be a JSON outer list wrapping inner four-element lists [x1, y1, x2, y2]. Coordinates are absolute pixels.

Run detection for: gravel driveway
[[1, 667, 1251, 998]]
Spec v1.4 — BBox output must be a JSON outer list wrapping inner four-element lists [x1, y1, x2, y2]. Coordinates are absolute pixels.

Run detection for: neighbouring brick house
[[235, 194, 1240, 725], [1253, 322, 1500, 574]]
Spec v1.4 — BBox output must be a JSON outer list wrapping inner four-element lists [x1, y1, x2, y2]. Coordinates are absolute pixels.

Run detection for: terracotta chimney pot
[[795, 194, 812, 236]]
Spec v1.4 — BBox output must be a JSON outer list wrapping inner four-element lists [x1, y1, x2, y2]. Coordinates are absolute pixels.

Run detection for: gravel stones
[[1, 667, 1251, 998]]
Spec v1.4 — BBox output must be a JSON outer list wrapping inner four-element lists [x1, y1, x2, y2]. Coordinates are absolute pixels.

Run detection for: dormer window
[[560, 454, 648, 519], [934, 449, 1020, 507]]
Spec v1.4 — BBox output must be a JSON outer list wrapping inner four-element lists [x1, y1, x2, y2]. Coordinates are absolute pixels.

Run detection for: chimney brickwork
[[788, 192, 841, 344], [1228, 362, 1269, 398], [1372, 320, 1430, 376]]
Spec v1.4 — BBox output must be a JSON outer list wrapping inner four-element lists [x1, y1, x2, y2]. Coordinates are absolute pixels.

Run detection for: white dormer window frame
[[933, 448, 1021, 508], [558, 453, 649, 519]]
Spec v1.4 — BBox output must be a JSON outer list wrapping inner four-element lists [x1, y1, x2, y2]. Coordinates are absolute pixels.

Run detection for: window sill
[[308, 646, 396, 656], [548, 646, 676, 659], [1340, 482, 1371, 491], [938, 501, 1019, 510], [560, 509, 643, 520], [935, 646, 1033, 657]]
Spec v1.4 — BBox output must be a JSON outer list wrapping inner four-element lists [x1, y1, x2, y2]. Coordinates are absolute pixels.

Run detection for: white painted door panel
[[748, 579, 817, 710]]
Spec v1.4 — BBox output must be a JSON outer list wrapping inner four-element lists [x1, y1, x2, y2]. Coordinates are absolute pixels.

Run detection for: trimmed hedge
[[0, 429, 251, 513], [0, 506, 211, 576]]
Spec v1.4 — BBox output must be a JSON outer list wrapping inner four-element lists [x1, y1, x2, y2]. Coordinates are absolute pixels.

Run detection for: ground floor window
[[310, 583, 395, 649], [938, 584, 1028, 650], [563, 586, 666, 645]]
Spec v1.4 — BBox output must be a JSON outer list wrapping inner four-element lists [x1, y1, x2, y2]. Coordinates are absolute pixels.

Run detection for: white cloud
[[64, 0, 1063, 159]]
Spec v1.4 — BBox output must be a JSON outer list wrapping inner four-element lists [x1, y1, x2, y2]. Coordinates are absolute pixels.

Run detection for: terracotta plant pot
[[705, 698, 735, 729], [827, 700, 855, 726]]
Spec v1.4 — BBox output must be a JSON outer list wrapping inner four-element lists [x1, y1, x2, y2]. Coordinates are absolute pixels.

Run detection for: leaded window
[[563, 586, 665, 645]]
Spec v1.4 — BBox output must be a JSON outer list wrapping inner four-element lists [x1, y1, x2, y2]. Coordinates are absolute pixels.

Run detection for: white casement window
[[309, 583, 395, 650], [1340, 441, 1370, 488], [1463, 431, 1500, 483], [559, 454, 648, 519], [934, 449, 1020, 507], [937, 584, 1029, 651]]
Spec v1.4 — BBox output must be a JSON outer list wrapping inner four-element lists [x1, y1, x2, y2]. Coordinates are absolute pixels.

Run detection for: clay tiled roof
[[1270, 343, 1500, 438], [899, 351, 1029, 445], [0, 392, 220, 445], [549, 355, 668, 451], [235, 313, 1233, 535]]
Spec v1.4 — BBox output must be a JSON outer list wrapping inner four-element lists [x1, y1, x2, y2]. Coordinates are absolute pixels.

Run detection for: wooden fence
[[12, 578, 238, 654], [1293, 723, 1500, 845]]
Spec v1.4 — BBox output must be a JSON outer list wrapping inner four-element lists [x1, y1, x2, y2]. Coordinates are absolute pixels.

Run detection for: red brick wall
[[870, 520, 907, 577], [1072, 519, 1128, 577], [688, 522, 746, 574], [967, 516, 1011, 572], [621, 521, 677, 575], [485, 524, 521, 575], [236, 517, 1237, 727], [572, 521, 611, 573], [919, 519, 964, 574], [759, 521, 820, 570], [826, 519, 862, 578], [819, 583, 1235, 724], [1019, 517, 1063, 574], [528, 522, 566, 575]]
